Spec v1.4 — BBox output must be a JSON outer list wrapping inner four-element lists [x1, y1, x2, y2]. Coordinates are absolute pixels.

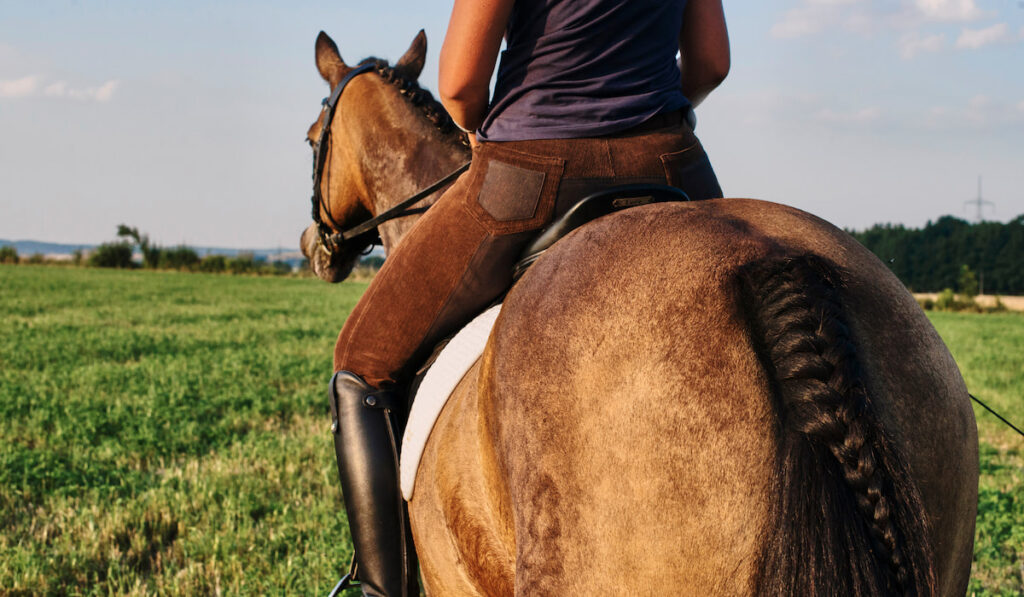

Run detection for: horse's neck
[[365, 126, 469, 255]]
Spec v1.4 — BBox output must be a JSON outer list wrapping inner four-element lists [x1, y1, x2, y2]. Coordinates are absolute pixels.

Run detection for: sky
[[1, 0, 1022, 249]]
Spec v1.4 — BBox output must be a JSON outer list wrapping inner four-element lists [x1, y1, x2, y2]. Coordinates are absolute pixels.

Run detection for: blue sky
[[1, 0, 1022, 248]]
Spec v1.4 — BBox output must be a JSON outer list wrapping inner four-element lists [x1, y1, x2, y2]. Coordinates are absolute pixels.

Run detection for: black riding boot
[[328, 371, 418, 597]]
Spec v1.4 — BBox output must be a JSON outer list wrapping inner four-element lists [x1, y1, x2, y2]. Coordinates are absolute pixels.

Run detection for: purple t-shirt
[[478, 0, 690, 142]]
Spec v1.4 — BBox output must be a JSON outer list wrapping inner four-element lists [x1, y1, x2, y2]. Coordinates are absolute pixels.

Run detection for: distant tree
[[71, 248, 83, 265], [0, 246, 18, 264], [89, 241, 135, 268], [958, 264, 979, 299], [117, 224, 160, 268], [26, 253, 45, 264]]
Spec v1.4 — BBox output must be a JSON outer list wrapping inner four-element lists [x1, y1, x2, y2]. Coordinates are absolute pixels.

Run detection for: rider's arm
[[679, 0, 730, 107], [439, 0, 515, 133]]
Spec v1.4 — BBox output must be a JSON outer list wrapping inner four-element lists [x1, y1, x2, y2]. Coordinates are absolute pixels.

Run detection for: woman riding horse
[[328, 0, 729, 594]]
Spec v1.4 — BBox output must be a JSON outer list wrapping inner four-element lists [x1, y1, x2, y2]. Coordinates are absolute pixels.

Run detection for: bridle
[[310, 61, 470, 258]]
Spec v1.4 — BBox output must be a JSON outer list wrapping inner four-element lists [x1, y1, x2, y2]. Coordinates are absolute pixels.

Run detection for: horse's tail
[[738, 254, 937, 597]]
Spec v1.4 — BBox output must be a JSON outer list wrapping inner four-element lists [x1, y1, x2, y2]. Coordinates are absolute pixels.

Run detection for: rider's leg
[[329, 371, 417, 597]]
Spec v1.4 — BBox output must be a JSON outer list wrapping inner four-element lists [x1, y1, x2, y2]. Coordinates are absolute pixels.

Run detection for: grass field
[[1, 265, 1021, 595]]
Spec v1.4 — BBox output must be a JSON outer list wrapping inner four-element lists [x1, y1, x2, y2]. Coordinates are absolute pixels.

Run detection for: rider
[[329, 0, 729, 594]]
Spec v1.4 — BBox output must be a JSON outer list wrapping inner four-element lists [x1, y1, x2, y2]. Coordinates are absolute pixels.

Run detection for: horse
[[300, 30, 979, 596]]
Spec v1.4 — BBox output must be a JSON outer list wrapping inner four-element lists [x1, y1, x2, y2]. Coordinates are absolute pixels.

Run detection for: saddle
[[401, 184, 691, 499], [512, 183, 691, 280]]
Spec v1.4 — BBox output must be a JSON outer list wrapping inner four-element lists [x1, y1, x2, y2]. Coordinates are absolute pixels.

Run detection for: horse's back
[[416, 198, 977, 596]]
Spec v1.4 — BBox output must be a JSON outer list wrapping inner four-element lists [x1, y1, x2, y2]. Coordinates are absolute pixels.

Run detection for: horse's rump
[[411, 198, 977, 596]]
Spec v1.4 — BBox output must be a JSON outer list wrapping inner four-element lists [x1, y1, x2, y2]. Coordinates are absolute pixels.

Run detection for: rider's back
[[480, 0, 690, 141]]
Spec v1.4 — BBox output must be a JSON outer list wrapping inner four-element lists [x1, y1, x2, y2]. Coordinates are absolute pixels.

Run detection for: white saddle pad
[[400, 304, 502, 500]]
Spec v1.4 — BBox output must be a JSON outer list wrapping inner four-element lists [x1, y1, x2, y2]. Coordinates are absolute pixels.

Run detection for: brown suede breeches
[[334, 118, 722, 387]]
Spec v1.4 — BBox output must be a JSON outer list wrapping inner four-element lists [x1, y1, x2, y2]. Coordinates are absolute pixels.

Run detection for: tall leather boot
[[328, 371, 418, 597]]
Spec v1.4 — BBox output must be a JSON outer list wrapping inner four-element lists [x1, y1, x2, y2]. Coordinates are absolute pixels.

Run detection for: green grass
[[0, 266, 366, 595], [0, 266, 1021, 595], [926, 312, 1024, 596]]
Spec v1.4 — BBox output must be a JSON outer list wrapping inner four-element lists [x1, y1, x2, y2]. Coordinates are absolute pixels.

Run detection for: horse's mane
[[361, 58, 471, 149]]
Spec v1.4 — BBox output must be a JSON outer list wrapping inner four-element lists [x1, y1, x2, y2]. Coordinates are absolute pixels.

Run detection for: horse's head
[[300, 31, 433, 282]]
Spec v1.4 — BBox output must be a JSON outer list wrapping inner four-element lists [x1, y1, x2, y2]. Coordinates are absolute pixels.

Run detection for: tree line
[[849, 215, 1024, 294], [0, 225, 297, 276], [6, 217, 1022, 292]]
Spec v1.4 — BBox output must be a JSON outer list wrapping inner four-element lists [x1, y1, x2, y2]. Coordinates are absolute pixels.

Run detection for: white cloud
[[66, 80, 119, 102], [956, 23, 1012, 49], [0, 75, 118, 102], [914, 0, 983, 22], [0, 75, 41, 98], [43, 81, 67, 97], [91, 80, 118, 102], [899, 32, 946, 58]]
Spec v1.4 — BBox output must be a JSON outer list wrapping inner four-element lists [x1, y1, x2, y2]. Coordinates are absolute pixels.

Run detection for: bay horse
[[300, 30, 979, 596]]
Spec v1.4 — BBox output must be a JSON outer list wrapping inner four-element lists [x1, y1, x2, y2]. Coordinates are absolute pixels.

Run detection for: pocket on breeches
[[466, 145, 566, 236], [660, 142, 723, 201]]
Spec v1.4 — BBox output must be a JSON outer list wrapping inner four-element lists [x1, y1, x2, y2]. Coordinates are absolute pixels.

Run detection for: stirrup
[[327, 556, 359, 597]]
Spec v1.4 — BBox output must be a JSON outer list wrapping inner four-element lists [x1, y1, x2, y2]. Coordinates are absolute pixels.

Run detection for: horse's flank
[[411, 198, 977, 595]]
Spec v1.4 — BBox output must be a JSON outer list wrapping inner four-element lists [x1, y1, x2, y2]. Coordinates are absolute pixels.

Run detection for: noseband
[[310, 62, 470, 257]]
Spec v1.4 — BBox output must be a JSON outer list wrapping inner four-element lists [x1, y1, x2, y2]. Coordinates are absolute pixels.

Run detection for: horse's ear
[[316, 31, 348, 86], [395, 30, 427, 81]]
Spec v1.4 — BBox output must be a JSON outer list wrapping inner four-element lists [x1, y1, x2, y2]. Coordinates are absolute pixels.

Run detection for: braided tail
[[740, 255, 936, 597]]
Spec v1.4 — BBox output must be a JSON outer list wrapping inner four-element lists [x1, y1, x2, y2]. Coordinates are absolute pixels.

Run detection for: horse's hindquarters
[[411, 199, 978, 596]]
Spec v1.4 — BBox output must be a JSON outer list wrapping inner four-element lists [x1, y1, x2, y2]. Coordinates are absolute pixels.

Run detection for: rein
[[310, 61, 470, 257]]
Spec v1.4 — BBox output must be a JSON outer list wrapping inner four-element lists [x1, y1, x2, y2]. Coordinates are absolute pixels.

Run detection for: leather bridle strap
[[311, 61, 471, 256], [331, 161, 470, 243], [311, 62, 375, 235]]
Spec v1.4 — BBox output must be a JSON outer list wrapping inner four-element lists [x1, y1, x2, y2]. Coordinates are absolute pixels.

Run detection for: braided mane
[[361, 58, 470, 149]]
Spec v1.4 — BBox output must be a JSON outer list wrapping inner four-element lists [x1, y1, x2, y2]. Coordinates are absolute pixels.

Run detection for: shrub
[[227, 253, 259, 275], [159, 246, 200, 271], [89, 242, 135, 268], [933, 287, 982, 312], [0, 246, 18, 264], [26, 253, 46, 264], [987, 296, 1008, 313], [262, 261, 292, 276], [917, 297, 935, 311], [935, 288, 956, 311], [199, 255, 227, 273]]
